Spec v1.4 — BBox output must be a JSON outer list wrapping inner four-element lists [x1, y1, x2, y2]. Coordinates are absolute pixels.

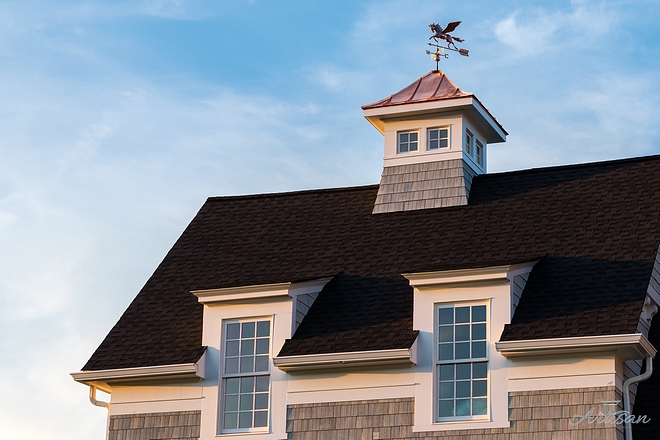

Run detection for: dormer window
[[428, 127, 449, 150], [476, 140, 484, 166], [398, 130, 419, 154], [465, 130, 473, 156]]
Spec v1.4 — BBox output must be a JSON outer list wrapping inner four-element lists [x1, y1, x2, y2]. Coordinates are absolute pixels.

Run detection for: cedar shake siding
[[108, 411, 201, 440], [287, 388, 622, 440]]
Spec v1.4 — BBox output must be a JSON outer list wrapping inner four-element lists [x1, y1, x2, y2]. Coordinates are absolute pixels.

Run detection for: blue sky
[[1, 1, 659, 439]]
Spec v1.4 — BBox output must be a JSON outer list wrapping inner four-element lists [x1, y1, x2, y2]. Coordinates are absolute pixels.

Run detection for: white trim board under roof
[[273, 344, 418, 372], [71, 355, 206, 393], [192, 277, 333, 304], [496, 333, 657, 360]]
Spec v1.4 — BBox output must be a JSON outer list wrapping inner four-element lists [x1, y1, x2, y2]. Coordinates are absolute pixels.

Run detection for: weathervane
[[426, 21, 469, 70]]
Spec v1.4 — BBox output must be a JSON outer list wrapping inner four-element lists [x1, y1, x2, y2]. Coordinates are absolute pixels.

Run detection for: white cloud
[[494, 3, 618, 56]]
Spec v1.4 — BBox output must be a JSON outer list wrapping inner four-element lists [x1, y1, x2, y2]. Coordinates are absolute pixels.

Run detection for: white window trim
[[435, 302, 490, 422], [219, 317, 273, 435], [397, 129, 420, 154], [427, 126, 450, 151]]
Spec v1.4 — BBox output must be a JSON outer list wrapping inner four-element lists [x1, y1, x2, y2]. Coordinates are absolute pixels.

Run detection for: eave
[[273, 341, 417, 372], [496, 334, 657, 360], [71, 354, 205, 393]]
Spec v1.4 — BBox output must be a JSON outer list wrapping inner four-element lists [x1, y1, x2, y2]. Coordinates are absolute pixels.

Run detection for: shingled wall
[[372, 159, 477, 213], [286, 387, 624, 440], [108, 410, 200, 440]]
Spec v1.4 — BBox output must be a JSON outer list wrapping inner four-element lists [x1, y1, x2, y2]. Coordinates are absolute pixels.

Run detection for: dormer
[[363, 70, 507, 213]]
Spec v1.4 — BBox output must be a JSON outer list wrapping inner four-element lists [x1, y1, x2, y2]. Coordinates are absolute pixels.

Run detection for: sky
[[0, 0, 659, 439]]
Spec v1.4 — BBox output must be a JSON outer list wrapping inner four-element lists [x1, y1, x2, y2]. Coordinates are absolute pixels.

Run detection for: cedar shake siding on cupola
[[82, 155, 660, 371], [372, 159, 478, 213]]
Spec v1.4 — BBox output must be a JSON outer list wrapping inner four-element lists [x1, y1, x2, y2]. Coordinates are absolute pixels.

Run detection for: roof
[[83, 154, 660, 370], [361, 70, 471, 109]]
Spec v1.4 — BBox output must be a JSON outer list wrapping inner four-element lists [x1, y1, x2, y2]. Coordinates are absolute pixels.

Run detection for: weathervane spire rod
[[426, 21, 469, 69]]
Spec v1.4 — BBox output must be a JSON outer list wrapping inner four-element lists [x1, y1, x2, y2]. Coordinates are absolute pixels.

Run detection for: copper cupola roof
[[362, 70, 471, 110]]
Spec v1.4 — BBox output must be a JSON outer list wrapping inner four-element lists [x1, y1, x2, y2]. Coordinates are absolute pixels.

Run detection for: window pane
[[472, 305, 486, 322], [226, 323, 240, 340], [439, 343, 453, 361], [240, 377, 254, 393], [255, 393, 269, 410], [429, 139, 438, 150], [257, 321, 270, 337], [255, 375, 269, 392], [238, 412, 252, 429], [223, 412, 238, 430], [473, 362, 488, 379], [254, 411, 268, 427], [241, 322, 255, 338], [429, 130, 438, 140], [455, 324, 469, 341], [473, 398, 487, 415], [472, 341, 487, 358], [456, 363, 471, 380], [456, 399, 471, 416], [410, 141, 418, 151], [472, 323, 486, 340], [240, 356, 254, 373], [225, 358, 239, 374], [455, 307, 470, 323], [241, 340, 254, 356], [440, 129, 448, 138], [225, 378, 240, 394], [226, 340, 239, 357], [399, 133, 409, 143], [439, 364, 454, 381], [439, 400, 454, 417], [439, 326, 453, 342], [255, 355, 269, 372], [439, 308, 454, 325], [239, 394, 253, 411], [455, 342, 470, 359], [439, 382, 454, 398], [256, 338, 269, 354], [439, 139, 448, 148], [410, 132, 418, 141], [225, 395, 239, 412], [456, 381, 471, 398], [473, 380, 487, 397]]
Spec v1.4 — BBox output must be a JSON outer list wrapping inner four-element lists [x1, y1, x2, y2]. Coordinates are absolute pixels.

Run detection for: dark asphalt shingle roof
[[83, 154, 660, 371]]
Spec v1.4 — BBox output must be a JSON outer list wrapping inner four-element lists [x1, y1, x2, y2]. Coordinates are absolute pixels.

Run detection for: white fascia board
[[363, 96, 506, 143], [363, 97, 475, 135], [273, 345, 417, 372], [404, 265, 512, 288], [496, 333, 657, 360], [71, 361, 204, 390], [192, 282, 292, 304]]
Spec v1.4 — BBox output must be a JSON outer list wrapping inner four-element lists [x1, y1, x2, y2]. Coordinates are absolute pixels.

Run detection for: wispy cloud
[[494, 3, 618, 56]]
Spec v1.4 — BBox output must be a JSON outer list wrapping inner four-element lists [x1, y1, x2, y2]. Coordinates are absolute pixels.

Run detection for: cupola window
[[398, 130, 419, 153], [428, 127, 449, 150]]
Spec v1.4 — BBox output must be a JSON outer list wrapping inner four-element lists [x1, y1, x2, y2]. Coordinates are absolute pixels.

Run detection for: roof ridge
[[484, 154, 660, 178], [207, 184, 379, 202]]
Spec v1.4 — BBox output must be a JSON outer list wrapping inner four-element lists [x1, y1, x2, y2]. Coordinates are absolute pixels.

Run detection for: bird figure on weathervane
[[426, 21, 469, 69]]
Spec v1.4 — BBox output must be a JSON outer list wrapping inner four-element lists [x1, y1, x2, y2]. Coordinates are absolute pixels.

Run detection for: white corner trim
[[273, 344, 417, 372], [71, 357, 205, 389], [496, 334, 657, 360], [192, 282, 292, 304]]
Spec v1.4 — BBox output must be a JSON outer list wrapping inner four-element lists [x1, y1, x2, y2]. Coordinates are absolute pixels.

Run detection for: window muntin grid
[[465, 130, 473, 156], [222, 320, 271, 432], [398, 131, 419, 153], [475, 140, 484, 166], [428, 127, 449, 150], [436, 304, 488, 420]]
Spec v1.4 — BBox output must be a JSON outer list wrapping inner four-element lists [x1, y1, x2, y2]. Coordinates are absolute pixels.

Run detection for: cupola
[[362, 70, 507, 213]]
